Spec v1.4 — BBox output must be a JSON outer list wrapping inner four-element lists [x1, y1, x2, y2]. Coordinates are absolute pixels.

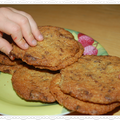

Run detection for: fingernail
[[24, 43, 29, 49], [38, 35, 43, 41], [9, 55, 15, 60], [32, 40, 37, 45], [8, 52, 15, 60]]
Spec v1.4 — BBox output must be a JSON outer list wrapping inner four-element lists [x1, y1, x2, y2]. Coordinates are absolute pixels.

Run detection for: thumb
[[0, 37, 12, 56], [0, 32, 3, 37]]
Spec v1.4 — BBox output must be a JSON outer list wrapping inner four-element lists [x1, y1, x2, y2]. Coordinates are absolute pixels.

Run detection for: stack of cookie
[[50, 55, 120, 115], [1, 26, 120, 115]]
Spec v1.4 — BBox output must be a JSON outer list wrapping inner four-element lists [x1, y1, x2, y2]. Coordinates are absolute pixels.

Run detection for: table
[[0, 4, 120, 116]]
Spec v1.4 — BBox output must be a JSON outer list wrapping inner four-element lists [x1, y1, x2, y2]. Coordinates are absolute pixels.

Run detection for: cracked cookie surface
[[10, 26, 84, 70], [11, 66, 57, 102], [50, 74, 120, 115], [60, 55, 120, 104]]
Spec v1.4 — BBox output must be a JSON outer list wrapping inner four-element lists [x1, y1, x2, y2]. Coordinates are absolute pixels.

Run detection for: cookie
[[0, 52, 23, 74], [60, 55, 120, 104], [38, 26, 74, 39], [0, 64, 23, 75], [10, 26, 84, 71], [11, 66, 57, 102], [0, 52, 21, 65], [50, 74, 120, 115]]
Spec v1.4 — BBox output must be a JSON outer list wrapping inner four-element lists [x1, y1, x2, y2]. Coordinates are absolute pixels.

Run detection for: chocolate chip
[[105, 95, 112, 101], [75, 105, 81, 110], [24, 54, 37, 61], [3, 69, 10, 73]]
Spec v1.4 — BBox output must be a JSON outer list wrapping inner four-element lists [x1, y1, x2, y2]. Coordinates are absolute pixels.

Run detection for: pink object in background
[[83, 45, 98, 55], [78, 33, 94, 47], [78, 33, 98, 55]]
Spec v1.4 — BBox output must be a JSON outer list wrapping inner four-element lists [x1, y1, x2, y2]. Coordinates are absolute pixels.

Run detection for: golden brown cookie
[[0, 52, 23, 74], [50, 74, 120, 115], [60, 55, 120, 104], [0, 64, 23, 75], [38, 26, 74, 39], [11, 66, 57, 102], [10, 26, 84, 71], [0, 52, 21, 65]]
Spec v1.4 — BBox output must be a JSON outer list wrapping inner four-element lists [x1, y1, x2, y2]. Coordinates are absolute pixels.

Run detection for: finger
[[0, 31, 3, 37], [18, 12, 44, 41], [0, 17, 29, 50], [0, 37, 12, 55], [8, 7, 43, 41], [4, 8, 37, 46]]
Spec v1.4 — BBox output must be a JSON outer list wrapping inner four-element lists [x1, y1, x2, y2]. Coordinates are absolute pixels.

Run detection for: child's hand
[[0, 7, 43, 57]]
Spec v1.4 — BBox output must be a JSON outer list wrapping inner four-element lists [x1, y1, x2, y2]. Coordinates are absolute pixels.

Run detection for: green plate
[[0, 29, 108, 115]]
